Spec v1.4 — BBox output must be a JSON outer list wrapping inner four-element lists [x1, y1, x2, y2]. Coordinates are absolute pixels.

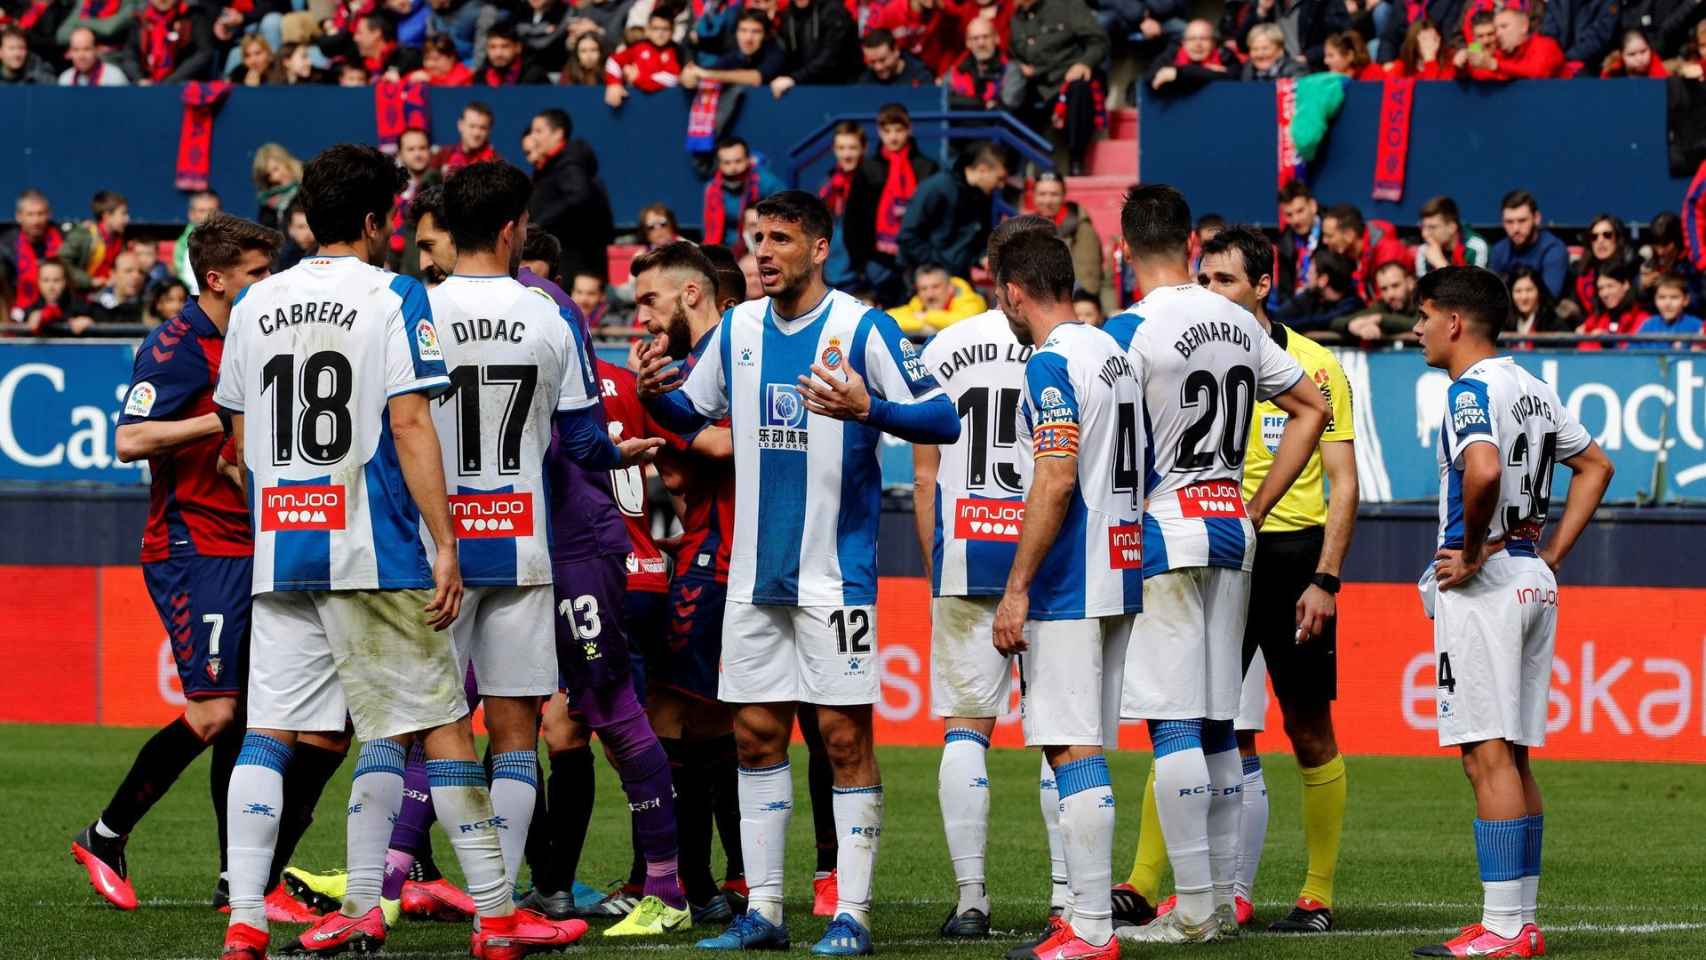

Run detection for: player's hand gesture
[[617, 437, 666, 466], [425, 544, 464, 630], [636, 335, 682, 398], [798, 362, 871, 422], [1433, 546, 1482, 591], [993, 590, 1029, 654], [1295, 583, 1335, 641]]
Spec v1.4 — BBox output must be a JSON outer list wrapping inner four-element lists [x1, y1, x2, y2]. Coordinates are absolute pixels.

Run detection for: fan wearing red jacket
[[865, 0, 964, 75], [1461, 7, 1565, 79], [1322, 203, 1411, 303], [606, 9, 686, 107]]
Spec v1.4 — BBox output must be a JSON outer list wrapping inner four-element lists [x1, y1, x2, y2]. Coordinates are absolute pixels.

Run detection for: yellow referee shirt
[[1241, 323, 1355, 533]]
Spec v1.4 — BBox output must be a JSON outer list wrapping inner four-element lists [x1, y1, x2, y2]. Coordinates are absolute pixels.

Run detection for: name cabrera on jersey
[[1120, 283, 1303, 576], [1436, 356, 1590, 551], [920, 310, 1035, 598], [678, 288, 941, 606], [428, 275, 601, 587], [1018, 322, 1145, 620], [215, 256, 449, 594]]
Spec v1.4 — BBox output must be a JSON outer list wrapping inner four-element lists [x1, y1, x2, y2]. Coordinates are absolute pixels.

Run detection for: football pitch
[[4, 724, 1702, 959]]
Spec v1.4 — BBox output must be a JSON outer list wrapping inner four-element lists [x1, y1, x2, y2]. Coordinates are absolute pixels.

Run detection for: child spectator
[[62, 190, 130, 291], [277, 42, 323, 84], [338, 61, 372, 84], [1393, 18, 1457, 79], [1634, 273, 1705, 348], [605, 8, 684, 107], [128, 237, 172, 290], [417, 34, 474, 84], [19, 259, 97, 335], [1570, 213, 1636, 315], [1579, 260, 1650, 347], [1242, 22, 1299, 78], [1602, 28, 1666, 76], [563, 32, 610, 83], [844, 104, 939, 303], [1323, 29, 1383, 78], [1148, 18, 1236, 94], [1506, 265, 1570, 338], [146, 278, 190, 329], [252, 143, 302, 232], [886, 262, 988, 335]]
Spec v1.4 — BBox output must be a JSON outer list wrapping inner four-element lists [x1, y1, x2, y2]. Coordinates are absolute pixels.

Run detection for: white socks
[[1203, 725, 1243, 910], [1234, 754, 1268, 903], [1053, 755, 1114, 947], [427, 759, 513, 919], [1039, 754, 1069, 915], [739, 760, 793, 925], [226, 733, 292, 932], [939, 729, 991, 915], [832, 784, 884, 928], [1483, 880, 1524, 939], [1149, 722, 1213, 924], [490, 751, 539, 886], [344, 740, 407, 915]]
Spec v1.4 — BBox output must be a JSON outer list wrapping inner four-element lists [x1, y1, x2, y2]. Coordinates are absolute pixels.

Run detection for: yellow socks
[[1125, 764, 1168, 902], [1297, 754, 1347, 907]]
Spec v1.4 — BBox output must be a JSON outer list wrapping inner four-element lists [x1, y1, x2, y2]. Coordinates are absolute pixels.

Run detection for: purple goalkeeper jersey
[[522, 267, 630, 562]]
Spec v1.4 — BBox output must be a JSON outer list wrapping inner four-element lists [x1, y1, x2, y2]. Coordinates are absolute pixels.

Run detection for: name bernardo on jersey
[[1172, 319, 1255, 359]]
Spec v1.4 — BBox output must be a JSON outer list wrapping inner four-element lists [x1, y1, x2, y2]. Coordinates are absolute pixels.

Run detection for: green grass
[[3, 723, 1703, 959]]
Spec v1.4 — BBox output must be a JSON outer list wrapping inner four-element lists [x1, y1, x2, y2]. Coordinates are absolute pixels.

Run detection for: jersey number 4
[[443, 364, 539, 477], [1175, 365, 1255, 472]]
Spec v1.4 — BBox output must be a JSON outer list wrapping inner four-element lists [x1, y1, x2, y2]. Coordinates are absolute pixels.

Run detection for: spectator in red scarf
[[866, 0, 962, 74], [858, 26, 934, 83], [0, 27, 54, 84], [388, 128, 439, 275], [1147, 18, 1235, 94], [605, 7, 684, 107], [54, 0, 141, 58], [1415, 195, 1489, 278], [946, 15, 1004, 107], [17, 259, 98, 334], [1602, 28, 1667, 75], [413, 33, 473, 83], [1569, 213, 1635, 314], [702, 136, 785, 251], [60, 26, 133, 85], [1579, 260, 1650, 347], [1321, 202, 1411, 302], [769, 0, 861, 98], [843, 102, 938, 302], [62, 190, 130, 291], [1029, 170, 1106, 303], [1391, 17, 1457, 78], [821, 121, 866, 287], [1461, 5, 1565, 78], [0, 189, 64, 315], [123, 0, 217, 83], [1241, 22, 1299, 78], [476, 21, 529, 84], [944, 0, 1012, 49], [1323, 29, 1384, 78], [438, 101, 498, 172]]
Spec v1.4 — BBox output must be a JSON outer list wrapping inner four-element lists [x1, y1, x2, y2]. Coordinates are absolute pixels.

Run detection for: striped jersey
[[919, 310, 1033, 597], [1119, 283, 1303, 577], [1018, 321, 1145, 620], [215, 255, 450, 593], [427, 274, 601, 588], [1435, 356, 1589, 552], [676, 288, 943, 606]]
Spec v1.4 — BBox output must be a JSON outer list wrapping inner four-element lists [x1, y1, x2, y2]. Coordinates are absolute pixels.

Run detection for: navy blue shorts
[[553, 555, 633, 703], [143, 555, 252, 700], [652, 575, 726, 702], [624, 589, 667, 704]]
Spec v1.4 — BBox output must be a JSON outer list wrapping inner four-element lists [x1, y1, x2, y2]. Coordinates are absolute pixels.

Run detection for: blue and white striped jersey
[[427, 274, 601, 588], [214, 256, 450, 593], [1435, 356, 1589, 553], [1118, 283, 1303, 577], [676, 288, 943, 606], [1018, 321, 1145, 620], [919, 310, 1034, 598]]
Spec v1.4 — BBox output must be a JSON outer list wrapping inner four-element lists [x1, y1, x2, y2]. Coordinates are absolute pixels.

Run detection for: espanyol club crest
[[206, 656, 222, 682], [821, 338, 843, 370]]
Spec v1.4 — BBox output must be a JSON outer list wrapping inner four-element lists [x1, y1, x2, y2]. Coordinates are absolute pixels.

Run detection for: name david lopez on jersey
[[931, 341, 1033, 383]]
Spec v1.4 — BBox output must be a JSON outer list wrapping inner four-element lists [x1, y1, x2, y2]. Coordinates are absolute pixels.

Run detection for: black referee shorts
[[1241, 526, 1336, 706]]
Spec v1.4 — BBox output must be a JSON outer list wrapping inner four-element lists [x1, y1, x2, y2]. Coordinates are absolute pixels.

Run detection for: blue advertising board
[[0, 341, 143, 485]]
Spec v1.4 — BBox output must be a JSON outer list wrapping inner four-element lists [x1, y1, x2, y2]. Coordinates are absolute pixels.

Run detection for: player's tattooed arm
[[1540, 440, 1614, 572], [388, 392, 463, 629], [114, 413, 224, 462], [1436, 441, 1501, 590], [912, 443, 941, 584], [994, 454, 1077, 655]]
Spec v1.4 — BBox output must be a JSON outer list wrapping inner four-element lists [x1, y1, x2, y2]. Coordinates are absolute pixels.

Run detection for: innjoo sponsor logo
[[955, 498, 1024, 542], [260, 485, 346, 531], [449, 493, 533, 538], [1108, 524, 1143, 569], [1177, 481, 1247, 518]]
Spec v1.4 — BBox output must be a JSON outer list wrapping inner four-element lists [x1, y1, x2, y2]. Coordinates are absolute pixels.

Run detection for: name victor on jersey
[[1096, 353, 1137, 388], [932, 341, 1033, 382], [257, 300, 358, 335], [1173, 320, 1253, 359]]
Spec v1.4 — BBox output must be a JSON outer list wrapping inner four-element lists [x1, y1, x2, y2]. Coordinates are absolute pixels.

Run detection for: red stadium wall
[[7, 569, 1703, 763]]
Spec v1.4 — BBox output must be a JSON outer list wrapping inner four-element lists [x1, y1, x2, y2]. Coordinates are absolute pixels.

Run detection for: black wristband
[[215, 407, 233, 437], [1311, 572, 1341, 595]]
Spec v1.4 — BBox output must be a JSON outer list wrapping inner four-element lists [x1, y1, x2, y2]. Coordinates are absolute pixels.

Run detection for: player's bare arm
[[1297, 438, 1359, 640], [1247, 377, 1330, 530], [387, 391, 463, 629], [1436, 441, 1501, 590], [689, 425, 733, 459], [798, 361, 871, 421], [1539, 440, 1614, 571], [912, 443, 940, 584], [114, 414, 226, 462], [616, 436, 667, 467], [993, 453, 1076, 655]]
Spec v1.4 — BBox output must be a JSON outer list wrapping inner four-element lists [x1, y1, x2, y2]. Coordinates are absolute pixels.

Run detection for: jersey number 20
[[1175, 365, 1255, 472]]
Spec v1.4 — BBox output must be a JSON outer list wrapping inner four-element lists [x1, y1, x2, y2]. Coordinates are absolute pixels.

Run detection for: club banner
[[7, 571, 1703, 764]]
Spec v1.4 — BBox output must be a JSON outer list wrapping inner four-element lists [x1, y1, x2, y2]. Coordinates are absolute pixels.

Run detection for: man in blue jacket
[[1488, 190, 1570, 301], [896, 142, 1008, 284]]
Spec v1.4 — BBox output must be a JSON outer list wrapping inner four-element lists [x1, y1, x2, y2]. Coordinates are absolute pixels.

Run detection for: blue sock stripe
[[1053, 755, 1112, 799], [1474, 817, 1528, 883], [831, 784, 884, 795], [944, 727, 991, 748], [1241, 754, 1262, 776], [492, 751, 540, 786], [1523, 814, 1544, 877], [1148, 718, 1204, 758], [353, 740, 407, 779], [425, 758, 487, 788], [739, 760, 791, 777], [236, 732, 292, 774], [1202, 719, 1237, 755]]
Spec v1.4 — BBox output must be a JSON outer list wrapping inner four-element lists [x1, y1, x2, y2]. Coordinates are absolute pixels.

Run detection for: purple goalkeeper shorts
[[552, 554, 633, 702]]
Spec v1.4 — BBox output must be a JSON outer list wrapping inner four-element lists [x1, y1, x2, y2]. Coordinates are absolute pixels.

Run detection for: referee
[[1114, 226, 1357, 935]]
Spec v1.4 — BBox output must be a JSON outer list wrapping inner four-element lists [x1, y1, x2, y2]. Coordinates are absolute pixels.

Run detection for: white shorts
[[1236, 647, 1269, 733], [719, 601, 879, 705], [1433, 552, 1558, 748], [1122, 567, 1251, 721], [248, 589, 469, 742], [930, 595, 1017, 718], [1019, 614, 1135, 747], [452, 585, 557, 698]]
